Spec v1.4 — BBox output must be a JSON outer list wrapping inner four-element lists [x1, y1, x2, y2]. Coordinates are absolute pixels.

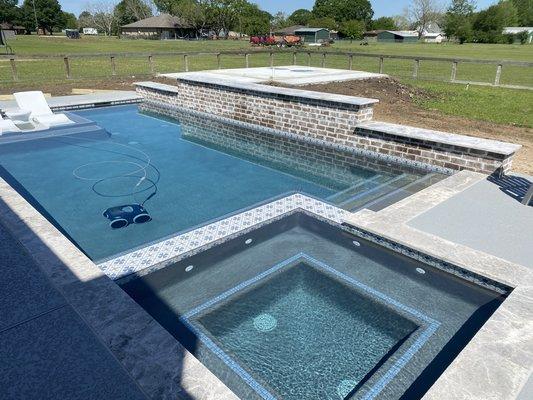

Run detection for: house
[[274, 25, 305, 36], [294, 28, 330, 44], [376, 30, 419, 43], [422, 32, 445, 43], [0, 22, 26, 38], [120, 14, 196, 40], [503, 27, 533, 44], [363, 30, 385, 42]]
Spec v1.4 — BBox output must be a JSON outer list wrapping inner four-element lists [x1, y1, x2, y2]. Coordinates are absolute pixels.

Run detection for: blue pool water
[[0, 105, 438, 261]]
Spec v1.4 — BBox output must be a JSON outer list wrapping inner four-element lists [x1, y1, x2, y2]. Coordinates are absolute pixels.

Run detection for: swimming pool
[[121, 211, 508, 400], [0, 105, 444, 261]]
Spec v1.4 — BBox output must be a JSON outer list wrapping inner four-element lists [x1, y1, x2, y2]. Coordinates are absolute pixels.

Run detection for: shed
[[120, 14, 196, 39], [0, 22, 26, 38], [363, 30, 385, 42], [503, 27, 533, 44], [294, 28, 330, 44], [377, 30, 419, 43]]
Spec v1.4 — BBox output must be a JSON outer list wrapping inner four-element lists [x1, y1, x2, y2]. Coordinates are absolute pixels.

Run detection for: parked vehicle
[[250, 35, 303, 47]]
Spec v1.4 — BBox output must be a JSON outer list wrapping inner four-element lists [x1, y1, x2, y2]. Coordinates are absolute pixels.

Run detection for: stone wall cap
[[358, 121, 522, 156], [138, 76, 379, 107]]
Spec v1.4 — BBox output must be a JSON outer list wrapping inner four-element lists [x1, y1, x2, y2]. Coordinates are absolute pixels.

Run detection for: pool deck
[[160, 66, 386, 86], [0, 92, 532, 400]]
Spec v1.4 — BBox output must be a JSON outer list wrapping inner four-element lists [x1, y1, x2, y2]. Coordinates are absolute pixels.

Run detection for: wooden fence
[[1, 49, 532, 89]]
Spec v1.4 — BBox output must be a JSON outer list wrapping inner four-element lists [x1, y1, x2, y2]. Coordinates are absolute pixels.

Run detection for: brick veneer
[[135, 80, 521, 175]]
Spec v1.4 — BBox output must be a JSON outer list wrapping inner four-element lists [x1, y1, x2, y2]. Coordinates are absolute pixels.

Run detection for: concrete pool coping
[[1, 165, 531, 399]]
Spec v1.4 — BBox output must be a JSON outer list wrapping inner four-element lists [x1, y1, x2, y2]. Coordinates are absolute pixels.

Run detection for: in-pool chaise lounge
[[13, 91, 74, 127], [0, 113, 21, 134]]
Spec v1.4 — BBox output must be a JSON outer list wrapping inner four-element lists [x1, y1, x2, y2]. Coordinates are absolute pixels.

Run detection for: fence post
[[183, 54, 189, 72], [217, 53, 221, 69], [245, 53, 249, 68], [269, 52, 274, 67], [148, 55, 154, 75], [451, 61, 458, 82], [348, 54, 353, 70], [110, 56, 116, 76], [9, 58, 18, 82], [292, 52, 297, 65], [379, 56, 384, 74], [321, 53, 326, 68], [413, 59, 420, 79], [307, 52, 311, 66], [494, 64, 502, 86], [63, 57, 71, 79]]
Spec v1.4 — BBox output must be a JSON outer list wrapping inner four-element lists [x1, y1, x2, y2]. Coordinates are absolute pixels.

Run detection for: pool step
[[327, 174, 394, 204], [339, 174, 420, 211], [361, 173, 446, 212]]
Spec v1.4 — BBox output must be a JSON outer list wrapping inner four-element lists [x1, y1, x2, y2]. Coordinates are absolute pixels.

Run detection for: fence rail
[[1, 49, 532, 89]]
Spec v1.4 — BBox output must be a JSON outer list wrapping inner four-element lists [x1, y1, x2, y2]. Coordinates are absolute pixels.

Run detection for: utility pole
[[32, 0, 39, 35]]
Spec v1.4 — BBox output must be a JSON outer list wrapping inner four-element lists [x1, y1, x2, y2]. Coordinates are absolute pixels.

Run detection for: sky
[[58, 0, 499, 19]]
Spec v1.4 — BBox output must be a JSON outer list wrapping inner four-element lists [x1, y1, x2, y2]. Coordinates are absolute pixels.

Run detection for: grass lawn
[[1, 35, 531, 128], [403, 79, 533, 127]]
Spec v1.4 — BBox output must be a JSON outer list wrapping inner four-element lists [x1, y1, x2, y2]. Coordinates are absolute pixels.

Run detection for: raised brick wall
[[135, 80, 521, 175]]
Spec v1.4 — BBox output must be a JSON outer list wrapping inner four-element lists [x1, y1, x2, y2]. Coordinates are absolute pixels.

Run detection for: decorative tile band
[[50, 98, 141, 112], [98, 193, 350, 280], [180, 253, 440, 400]]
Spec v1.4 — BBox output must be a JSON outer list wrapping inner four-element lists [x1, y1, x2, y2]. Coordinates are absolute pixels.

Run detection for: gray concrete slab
[[408, 176, 533, 269], [0, 223, 65, 332], [0, 307, 148, 400], [160, 66, 386, 86]]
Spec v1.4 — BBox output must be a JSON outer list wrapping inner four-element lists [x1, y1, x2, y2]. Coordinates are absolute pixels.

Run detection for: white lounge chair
[[13, 91, 74, 127], [0, 113, 21, 135]]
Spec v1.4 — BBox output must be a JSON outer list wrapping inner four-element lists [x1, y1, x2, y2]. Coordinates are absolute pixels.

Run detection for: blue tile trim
[[180, 253, 440, 400]]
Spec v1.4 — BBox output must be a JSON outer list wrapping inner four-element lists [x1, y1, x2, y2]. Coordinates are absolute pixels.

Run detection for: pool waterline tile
[[179, 253, 440, 400]]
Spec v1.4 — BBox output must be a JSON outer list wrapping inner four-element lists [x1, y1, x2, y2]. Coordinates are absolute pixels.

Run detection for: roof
[[364, 30, 386, 36], [274, 25, 305, 35], [503, 27, 533, 34], [294, 27, 330, 33], [120, 13, 191, 29], [382, 30, 419, 37], [0, 22, 25, 30]]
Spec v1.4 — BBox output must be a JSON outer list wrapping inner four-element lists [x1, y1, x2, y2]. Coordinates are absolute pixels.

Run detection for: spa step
[[339, 173, 419, 211]]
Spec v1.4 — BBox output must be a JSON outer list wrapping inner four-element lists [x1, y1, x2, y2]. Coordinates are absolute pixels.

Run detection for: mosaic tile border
[[99, 194, 350, 280], [180, 252, 440, 400], [342, 224, 512, 295], [51, 98, 141, 112], [140, 99, 454, 176]]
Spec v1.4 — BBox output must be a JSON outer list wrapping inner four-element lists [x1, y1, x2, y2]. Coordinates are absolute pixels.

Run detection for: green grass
[[403, 79, 533, 127], [1, 35, 531, 128]]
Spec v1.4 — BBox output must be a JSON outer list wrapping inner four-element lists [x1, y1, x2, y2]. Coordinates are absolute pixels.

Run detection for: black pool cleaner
[[103, 204, 152, 229]]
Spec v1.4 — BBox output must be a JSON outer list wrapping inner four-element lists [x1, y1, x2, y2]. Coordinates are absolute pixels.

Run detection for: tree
[[511, 0, 533, 26], [371, 16, 398, 30], [19, 0, 66, 34], [312, 0, 373, 24], [205, 0, 249, 38], [288, 9, 313, 25], [78, 11, 93, 29], [63, 12, 78, 29], [392, 14, 411, 30], [86, 1, 118, 36], [407, 0, 442, 37], [115, 0, 153, 26], [173, 0, 210, 37], [444, 0, 475, 43], [307, 16, 338, 31], [0, 0, 20, 24], [473, 1, 518, 43], [340, 19, 365, 42], [239, 3, 270, 35], [271, 11, 287, 30]]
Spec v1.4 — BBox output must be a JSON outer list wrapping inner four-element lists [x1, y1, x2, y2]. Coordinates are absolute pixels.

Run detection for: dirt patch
[[282, 78, 533, 175]]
